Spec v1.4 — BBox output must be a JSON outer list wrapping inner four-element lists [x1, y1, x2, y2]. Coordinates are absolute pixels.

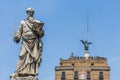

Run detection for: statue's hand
[[14, 36, 20, 43]]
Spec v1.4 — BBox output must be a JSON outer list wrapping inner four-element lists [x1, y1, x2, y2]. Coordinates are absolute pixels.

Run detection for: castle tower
[[55, 41, 110, 80], [55, 55, 110, 80]]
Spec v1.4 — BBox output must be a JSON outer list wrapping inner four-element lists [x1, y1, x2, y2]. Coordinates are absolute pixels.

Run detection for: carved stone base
[[10, 76, 38, 80]]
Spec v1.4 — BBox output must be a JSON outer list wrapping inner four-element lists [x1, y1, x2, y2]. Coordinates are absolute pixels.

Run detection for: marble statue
[[10, 7, 44, 80]]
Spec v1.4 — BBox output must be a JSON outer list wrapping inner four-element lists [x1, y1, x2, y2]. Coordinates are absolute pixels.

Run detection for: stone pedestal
[[10, 76, 38, 80], [84, 51, 90, 59]]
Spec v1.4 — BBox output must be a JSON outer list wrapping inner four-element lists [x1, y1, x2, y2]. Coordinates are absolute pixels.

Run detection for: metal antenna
[[86, 15, 89, 41], [80, 15, 92, 59]]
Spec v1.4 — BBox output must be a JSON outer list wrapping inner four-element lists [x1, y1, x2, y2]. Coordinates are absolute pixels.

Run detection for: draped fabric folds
[[14, 19, 44, 76]]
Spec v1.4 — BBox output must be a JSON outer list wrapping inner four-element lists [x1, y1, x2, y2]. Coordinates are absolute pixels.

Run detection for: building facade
[[55, 54, 110, 80]]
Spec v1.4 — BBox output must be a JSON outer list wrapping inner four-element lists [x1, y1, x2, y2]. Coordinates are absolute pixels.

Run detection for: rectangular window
[[74, 71, 78, 80], [99, 72, 104, 80], [61, 72, 65, 80], [86, 71, 91, 80]]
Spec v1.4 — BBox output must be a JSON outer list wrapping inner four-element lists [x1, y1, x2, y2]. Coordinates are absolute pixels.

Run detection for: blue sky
[[0, 0, 120, 80]]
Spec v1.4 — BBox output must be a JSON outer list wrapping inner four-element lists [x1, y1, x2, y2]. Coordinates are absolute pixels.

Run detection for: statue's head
[[26, 7, 34, 17]]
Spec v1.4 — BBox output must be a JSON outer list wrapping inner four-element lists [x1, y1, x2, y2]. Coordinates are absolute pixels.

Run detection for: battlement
[[59, 55, 108, 68], [60, 56, 107, 61]]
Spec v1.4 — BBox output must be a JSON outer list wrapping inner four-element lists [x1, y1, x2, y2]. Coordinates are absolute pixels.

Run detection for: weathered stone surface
[[10, 76, 38, 80], [10, 7, 44, 80], [55, 55, 110, 80]]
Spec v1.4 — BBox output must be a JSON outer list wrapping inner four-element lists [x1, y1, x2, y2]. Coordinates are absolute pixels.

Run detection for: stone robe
[[14, 19, 44, 76]]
